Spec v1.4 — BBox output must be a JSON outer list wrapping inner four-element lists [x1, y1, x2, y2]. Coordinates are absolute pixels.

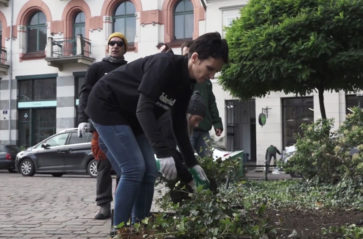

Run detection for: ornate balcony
[[0, 48, 9, 75], [45, 35, 95, 71]]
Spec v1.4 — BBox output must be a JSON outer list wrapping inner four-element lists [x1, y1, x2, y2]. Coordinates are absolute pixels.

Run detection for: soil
[[265, 207, 363, 239]]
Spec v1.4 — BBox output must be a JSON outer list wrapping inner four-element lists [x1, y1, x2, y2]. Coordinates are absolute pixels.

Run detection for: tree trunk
[[318, 88, 327, 120]]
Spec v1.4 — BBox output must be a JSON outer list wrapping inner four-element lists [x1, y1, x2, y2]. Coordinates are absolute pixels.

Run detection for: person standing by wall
[[77, 32, 128, 220], [182, 41, 224, 158], [85, 32, 228, 235]]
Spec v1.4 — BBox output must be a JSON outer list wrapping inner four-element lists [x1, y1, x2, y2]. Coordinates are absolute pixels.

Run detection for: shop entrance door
[[18, 108, 56, 147]]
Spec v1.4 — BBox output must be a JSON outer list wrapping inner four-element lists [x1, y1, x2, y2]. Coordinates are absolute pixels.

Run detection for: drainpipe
[[8, 0, 14, 143]]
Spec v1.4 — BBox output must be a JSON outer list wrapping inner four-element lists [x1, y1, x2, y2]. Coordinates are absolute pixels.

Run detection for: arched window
[[73, 11, 85, 54], [74, 12, 85, 38], [174, 0, 194, 40], [113, 1, 136, 44], [27, 11, 47, 53]]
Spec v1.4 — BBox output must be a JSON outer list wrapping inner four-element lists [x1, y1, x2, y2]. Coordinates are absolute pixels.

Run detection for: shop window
[[18, 78, 56, 102], [282, 97, 313, 148], [27, 11, 47, 53], [113, 1, 136, 44], [18, 108, 56, 147], [174, 0, 193, 40]]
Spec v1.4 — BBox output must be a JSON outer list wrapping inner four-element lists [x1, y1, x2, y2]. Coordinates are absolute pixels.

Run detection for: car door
[[62, 132, 92, 172], [34, 132, 69, 171]]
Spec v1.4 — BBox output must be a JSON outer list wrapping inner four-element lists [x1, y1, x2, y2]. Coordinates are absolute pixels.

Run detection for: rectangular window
[[18, 80, 33, 101], [114, 18, 125, 38], [32, 108, 56, 144], [18, 77, 56, 102], [39, 28, 47, 50], [27, 28, 38, 52], [174, 15, 184, 39], [346, 94, 363, 114], [34, 78, 56, 101], [126, 17, 136, 43], [184, 14, 193, 38], [282, 97, 313, 148]]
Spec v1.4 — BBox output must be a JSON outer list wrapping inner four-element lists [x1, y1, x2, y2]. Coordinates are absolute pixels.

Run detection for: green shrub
[[150, 183, 270, 239], [283, 107, 363, 184], [335, 107, 363, 182], [283, 119, 341, 183]]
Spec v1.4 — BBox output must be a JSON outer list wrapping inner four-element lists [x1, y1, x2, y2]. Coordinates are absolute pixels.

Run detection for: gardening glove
[[156, 156, 177, 180], [77, 122, 90, 138], [188, 164, 210, 189]]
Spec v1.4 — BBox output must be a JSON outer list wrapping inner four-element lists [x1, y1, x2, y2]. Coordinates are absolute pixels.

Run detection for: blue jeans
[[190, 130, 212, 158], [92, 122, 157, 227]]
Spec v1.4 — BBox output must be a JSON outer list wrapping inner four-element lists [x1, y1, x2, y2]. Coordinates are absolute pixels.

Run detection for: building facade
[[0, 0, 361, 165]]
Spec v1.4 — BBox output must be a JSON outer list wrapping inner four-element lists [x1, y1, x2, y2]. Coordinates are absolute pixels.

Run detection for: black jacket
[[86, 53, 198, 167], [78, 58, 127, 123]]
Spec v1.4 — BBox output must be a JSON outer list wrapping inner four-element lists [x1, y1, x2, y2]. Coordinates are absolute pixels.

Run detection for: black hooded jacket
[[78, 57, 127, 123], [86, 53, 198, 167]]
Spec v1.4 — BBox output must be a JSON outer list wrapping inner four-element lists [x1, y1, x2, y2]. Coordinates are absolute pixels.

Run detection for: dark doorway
[[225, 99, 256, 161]]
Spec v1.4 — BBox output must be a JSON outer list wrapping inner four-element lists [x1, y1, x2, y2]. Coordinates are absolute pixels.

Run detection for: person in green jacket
[[181, 41, 223, 158]]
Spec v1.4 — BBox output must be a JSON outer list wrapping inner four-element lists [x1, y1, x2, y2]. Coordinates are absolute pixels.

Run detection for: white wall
[[255, 93, 283, 164]]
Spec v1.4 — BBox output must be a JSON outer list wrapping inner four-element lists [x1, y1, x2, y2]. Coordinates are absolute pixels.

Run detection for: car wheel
[[87, 159, 98, 178], [52, 173, 63, 177], [19, 159, 35, 176]]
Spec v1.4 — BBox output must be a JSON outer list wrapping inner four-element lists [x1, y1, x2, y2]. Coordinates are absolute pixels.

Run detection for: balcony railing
[[0, 48, 9, 75], [45, 34, 95, 70]]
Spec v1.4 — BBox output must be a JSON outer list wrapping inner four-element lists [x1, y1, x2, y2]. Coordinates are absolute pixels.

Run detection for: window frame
[[112, 1, 136, 45], [281, 97, 314, 149], [26, 11, 47, 53], [173, 0, 194, 41]]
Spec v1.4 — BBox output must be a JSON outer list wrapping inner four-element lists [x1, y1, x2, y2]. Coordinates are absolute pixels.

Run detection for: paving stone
[[0, 172, 112, 238]]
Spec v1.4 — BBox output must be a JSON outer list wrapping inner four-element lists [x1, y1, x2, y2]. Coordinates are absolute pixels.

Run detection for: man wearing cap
[[78, 32, 127, 220]]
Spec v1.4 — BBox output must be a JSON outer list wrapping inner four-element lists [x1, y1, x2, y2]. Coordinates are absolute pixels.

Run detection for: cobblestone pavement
[[0, 171, 111, 239], [0, 168, 289, 239], [0, 171, 166, 239]]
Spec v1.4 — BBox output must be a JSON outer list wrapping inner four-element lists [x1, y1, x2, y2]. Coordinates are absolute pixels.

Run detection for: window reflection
[[27, 11, 47, 53], [346, 94, 363, 114], [113, 1, 136, 44], [282, 97, 314, 148]]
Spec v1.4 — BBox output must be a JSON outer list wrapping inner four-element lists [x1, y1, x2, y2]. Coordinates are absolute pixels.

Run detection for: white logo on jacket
[[156, 92, 176, 110]]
